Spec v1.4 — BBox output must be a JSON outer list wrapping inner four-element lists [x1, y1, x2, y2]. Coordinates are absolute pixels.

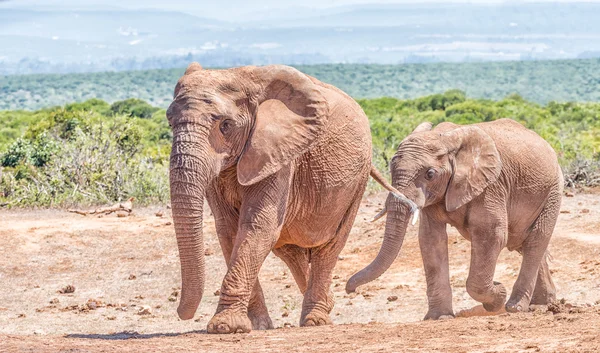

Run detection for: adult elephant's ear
[[442, 126, 502, 212], [237, 65, 329, 186]]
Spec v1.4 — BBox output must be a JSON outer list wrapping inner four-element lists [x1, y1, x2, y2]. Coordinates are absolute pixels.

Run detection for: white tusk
[[371, 207, 387, 222], [411, 208, 420, 226]]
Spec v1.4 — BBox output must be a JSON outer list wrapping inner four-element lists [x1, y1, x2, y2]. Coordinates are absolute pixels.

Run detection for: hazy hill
[[1, 2, 600, 74], [2, 59, 600, 111]]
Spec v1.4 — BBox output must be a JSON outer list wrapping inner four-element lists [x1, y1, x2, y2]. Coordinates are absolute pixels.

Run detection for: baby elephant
[[347, 118, 563, 319]]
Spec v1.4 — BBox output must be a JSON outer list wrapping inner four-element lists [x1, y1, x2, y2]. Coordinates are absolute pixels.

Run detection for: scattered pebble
[[137, 306, 152, 315], [116, 211, 129, 218], [204, 248, 215, 256], [168, 291, 179, 302], [155, 211, 164, 217], [387, 296, 398, 302], [214, 290, 221, 296], [57, 285, 75, 294], [128, 274, 137, 280], [281, 311, 289, 317], [285, 284, 291, 289]]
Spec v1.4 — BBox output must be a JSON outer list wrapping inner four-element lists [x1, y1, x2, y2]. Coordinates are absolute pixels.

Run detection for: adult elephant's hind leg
[[506, 190, 560, 312], [273, 242, 310, 293], [248, 280, 274, 330], [300, 198, 362, 327]]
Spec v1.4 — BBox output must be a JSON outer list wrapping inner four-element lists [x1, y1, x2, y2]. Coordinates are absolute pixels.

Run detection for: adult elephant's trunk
[[346, 195, 411, 293], [169, 131, 214, 320]]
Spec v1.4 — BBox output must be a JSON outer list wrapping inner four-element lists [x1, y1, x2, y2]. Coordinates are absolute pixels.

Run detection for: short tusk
[[411, 208, 420, 225], [390, 191, 419, 215], [372, 207, 387, 222]]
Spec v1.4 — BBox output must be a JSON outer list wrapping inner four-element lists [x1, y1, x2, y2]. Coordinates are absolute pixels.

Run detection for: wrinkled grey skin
[[348, 119, 563, 319], [167, 63, 392, 334]]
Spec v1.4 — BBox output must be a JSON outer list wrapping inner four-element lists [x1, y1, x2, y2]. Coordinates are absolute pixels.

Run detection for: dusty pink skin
[[348, 119, 562, 319], [167, 63, 413, 334]]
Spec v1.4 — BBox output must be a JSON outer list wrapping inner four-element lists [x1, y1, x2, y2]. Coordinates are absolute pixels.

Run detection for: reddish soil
[[1, 192, 600, 352]]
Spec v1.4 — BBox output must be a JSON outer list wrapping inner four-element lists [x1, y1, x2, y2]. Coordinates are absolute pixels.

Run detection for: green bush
[[110, 98, 160, 119], [1, 93, 599, 207]]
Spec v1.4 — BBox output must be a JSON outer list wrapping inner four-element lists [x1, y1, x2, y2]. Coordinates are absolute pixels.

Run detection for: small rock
[[337, 256, 345, 261], [285, 284, 291, 289], [283, 322, 293, 328], [166, 205, 172, 209], [49, 298, 60, 304], [58, 285, 75, 294], [137, 306, 152, 316], [17, 313, 26, 318], [165, 222, 172, 226], [214, 290, 221, 296], [281, 311, 289, 317], [581, 209, 590, 214], [168, 291, 179, 302], [33, 330, 45, 335], [333, 275, 340, 280], [155, 211, 164, 217], [204, 248, 215, 256], [565, 191, 574, 197], [116, 211, 129, 218], [387, 296, 398, 302], [560, 210, 571, 214], [128, 274, 137, 280], [106, 316, 116, 321]]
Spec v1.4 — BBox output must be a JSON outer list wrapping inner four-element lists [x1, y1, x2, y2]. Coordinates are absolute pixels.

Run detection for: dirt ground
[[1, 191, 600, 352]]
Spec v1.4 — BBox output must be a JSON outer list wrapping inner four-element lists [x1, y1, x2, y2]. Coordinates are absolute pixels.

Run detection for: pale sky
[[2, 0, 599, 21]]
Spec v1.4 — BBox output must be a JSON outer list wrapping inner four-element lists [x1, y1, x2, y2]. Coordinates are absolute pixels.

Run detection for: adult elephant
[[166, 63, 413, 334], [346, 119, 562, 319]]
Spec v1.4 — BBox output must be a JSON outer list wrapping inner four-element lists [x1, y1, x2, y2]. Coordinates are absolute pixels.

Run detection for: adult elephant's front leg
[[212, 204, 273, 331], [207, 170, 291, 334]]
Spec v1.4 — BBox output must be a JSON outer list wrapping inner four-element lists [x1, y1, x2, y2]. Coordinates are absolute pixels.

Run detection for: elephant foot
[[207, 309, 252, 334], [481, 282, 507, 313], [249, 311, 273, 330], [423, 309, 455, 321], [530, 285, 556, 306], [505, 297, 531, 313], [456, 304, 506, 318], [300, 311, 333, 327]]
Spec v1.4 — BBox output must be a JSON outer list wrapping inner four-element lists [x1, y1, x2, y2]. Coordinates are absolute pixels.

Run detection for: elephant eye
[[425, 168, 437, 180], [219, 119, 233, 135]]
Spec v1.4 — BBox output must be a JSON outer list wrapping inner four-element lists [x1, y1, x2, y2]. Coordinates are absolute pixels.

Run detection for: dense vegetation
[[0, 99, 171, 207], [3, 59, 600, 111], [1, 93, 599, 207]]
